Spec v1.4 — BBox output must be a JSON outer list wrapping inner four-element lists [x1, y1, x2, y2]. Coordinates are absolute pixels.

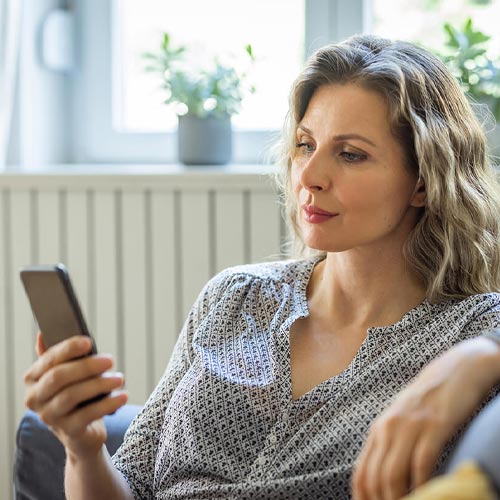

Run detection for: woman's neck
[[307, 250, 426, 330]]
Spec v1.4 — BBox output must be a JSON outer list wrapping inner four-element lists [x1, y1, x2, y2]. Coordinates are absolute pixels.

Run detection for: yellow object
[[402, 461, 497, 500]]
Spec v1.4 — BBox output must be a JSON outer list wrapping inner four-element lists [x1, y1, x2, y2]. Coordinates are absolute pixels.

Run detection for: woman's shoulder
[[461, 292, 500, 325], [191, 255, 323, 317], [186, 256, 323, 340], [445, 292, 500, 315], [428, 292, 500, 337], [208, 254, 323, 290]]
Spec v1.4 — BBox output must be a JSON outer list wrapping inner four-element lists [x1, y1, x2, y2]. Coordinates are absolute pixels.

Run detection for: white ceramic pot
[[177, 114, 232, 165]]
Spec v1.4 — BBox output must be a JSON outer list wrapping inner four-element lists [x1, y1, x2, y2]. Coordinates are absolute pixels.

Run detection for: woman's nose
[[300, 150, 331, 192]]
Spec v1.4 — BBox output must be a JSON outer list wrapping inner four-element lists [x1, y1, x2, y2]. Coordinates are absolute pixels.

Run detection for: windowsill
[[0, 163, 280, 190]]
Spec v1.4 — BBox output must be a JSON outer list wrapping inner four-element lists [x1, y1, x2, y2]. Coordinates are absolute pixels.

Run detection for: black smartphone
[[20, 263, 108, 407], [20, 263, 97, 353]]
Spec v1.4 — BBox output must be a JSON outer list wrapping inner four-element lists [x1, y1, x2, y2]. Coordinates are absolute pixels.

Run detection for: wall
[[0, 165, 285, 499]]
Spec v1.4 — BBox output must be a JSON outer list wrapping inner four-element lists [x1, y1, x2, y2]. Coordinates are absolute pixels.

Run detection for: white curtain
[[0, 0, 22, 168]]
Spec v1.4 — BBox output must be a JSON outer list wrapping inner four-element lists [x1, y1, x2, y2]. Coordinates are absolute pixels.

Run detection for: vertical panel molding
[[0, 168, 283, 500]]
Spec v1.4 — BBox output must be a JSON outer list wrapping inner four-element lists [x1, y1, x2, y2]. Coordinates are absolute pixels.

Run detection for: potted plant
[[435, 18, 500, 151], [144, 33, 255, 165]]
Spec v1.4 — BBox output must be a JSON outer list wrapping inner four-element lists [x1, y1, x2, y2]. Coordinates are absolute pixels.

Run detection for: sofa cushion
[[443, 393, 500, 495], [14, 404, 141, 500]]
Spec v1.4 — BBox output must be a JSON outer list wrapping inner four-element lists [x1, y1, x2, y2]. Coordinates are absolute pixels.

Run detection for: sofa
[[13, 396, 500, 499], [14, 405, 142, 500]]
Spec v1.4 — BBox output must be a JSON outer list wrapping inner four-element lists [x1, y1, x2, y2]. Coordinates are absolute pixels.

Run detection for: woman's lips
[[302, 205, 339, 224]]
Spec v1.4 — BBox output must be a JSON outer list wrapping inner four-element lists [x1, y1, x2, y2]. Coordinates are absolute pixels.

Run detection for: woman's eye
[[340, 151, 367, 163], [295, 142, 315, 155]]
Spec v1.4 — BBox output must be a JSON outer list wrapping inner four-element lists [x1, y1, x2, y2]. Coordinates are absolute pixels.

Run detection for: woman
[[24, 35, 500, 500]]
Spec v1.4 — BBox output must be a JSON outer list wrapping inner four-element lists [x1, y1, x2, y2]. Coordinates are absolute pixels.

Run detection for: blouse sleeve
[[111, 268, 241, 499], [459, 297, 500, 340]]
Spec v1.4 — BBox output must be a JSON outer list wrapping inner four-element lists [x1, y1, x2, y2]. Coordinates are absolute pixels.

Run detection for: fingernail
[[98, 354, 113, 360], [110, 389, 128, 400], [105, 372, 124, 382]]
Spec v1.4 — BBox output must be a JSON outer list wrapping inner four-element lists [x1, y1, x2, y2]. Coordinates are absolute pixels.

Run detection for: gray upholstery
[[13, 395, 500, 499], [443, 394, 500, 494], [14, 405, 141, 500]]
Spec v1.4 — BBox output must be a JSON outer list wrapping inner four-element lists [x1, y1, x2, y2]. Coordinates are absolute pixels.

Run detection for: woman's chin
[[303, 239, 349, 253]]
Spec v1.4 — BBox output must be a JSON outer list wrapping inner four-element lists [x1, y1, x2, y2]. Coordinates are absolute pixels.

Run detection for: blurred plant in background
[[143, 33, 255, 119], [436, 17, 500, 120], [424, 0, 493, 9]]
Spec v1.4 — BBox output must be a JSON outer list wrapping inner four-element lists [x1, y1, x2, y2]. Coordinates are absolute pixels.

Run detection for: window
[[10, 1, 499, 168], [70, 0, 366, 164], [117, 0, 305, 132]]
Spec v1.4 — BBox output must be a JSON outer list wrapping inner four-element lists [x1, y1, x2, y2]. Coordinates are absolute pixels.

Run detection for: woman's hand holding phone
[[21, 263, 128, 461], [24, 332, 128, 462]]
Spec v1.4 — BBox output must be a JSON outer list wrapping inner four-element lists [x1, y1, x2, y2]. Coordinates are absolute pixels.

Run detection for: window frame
[[9, 0, 368, 168], [71, 0, 368, 164]]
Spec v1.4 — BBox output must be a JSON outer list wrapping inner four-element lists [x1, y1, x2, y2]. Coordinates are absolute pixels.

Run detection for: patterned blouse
[[112, 255, 500, 499]]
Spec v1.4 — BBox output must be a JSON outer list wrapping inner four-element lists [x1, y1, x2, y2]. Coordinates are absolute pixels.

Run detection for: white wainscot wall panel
[[0, 166, 286, 500]]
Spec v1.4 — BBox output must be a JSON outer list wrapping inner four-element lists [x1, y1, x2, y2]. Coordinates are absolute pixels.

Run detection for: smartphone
[[20, 264, 108, 407], [20, 263, 97, 353]]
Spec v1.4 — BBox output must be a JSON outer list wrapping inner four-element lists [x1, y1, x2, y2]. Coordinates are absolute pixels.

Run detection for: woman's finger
[[36, 331, 47, 357], [363, 425, 392, 500], [379, 416, 421, 500], [24, 335, 93, 384], [352, 448, 370, 500], [37, 372, 125, 425], [410, 432, 443, 490], [55, 390, 128, 439], [25, 355, 114, 411], [354, 406, 423, 500], [352, 425, 381, 500]]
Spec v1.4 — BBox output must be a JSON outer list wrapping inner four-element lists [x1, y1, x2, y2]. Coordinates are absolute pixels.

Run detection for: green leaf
[[245, 44, 255, 60], [469, 31, 490, 45], [437, 17, 500, 123], [443, 23, 460, 49], [461, 47, 487, 60], [461, 18, 490, 46], [162, 33, 170, 50]]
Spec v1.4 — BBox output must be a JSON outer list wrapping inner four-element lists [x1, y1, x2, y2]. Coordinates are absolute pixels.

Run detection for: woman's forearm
[[353, 334, 500, 499], [65, 445, 134, 500]]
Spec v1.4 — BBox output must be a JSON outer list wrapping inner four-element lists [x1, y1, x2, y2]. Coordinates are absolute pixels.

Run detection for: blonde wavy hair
[[274, 34, 500, 303]]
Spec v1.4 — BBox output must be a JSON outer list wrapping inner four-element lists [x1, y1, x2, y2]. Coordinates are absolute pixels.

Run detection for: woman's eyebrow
[[297, 124, 377, 148], [333, 134, 377, 148], [297, 125, 377, 148], [297, 124, 313, 135]]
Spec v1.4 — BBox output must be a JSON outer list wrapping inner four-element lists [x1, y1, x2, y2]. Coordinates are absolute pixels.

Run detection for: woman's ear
[[411, 178, 426, 208]]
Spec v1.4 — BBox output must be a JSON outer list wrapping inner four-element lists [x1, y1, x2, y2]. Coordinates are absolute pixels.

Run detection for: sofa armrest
[[443, 392, 500, 495], [13, 404, 141, 500]]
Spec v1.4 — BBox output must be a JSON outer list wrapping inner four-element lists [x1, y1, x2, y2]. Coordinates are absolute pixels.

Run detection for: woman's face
[[291, 83, 425, 254]]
